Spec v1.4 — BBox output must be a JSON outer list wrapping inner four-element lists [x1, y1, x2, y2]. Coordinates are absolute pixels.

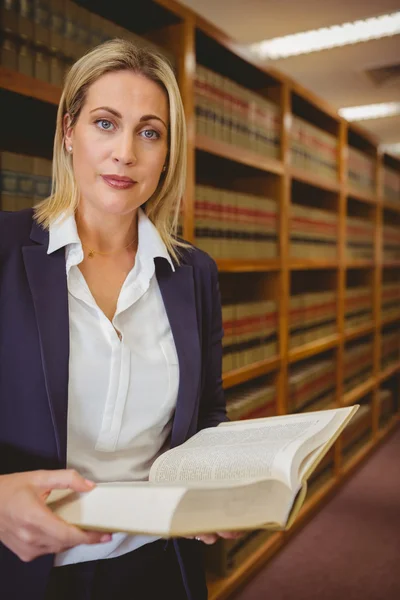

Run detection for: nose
[[112, 133, 137, 166]]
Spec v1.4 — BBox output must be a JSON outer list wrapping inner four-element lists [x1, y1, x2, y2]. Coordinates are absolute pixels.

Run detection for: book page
[[48, 479, 295, 535], [170, 478, 295, 534], [47, 482, 188, 535], [150, 408, 348, 488], [274, 407, 358, 487]]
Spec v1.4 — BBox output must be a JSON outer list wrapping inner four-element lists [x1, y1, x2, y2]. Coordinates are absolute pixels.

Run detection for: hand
[[186, 531, 243, 545], [0, 469, 112, 562]]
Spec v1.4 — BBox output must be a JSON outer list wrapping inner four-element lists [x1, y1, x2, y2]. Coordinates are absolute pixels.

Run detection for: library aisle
[[1, 0, 400, 597], [233, 425, 400, 600]]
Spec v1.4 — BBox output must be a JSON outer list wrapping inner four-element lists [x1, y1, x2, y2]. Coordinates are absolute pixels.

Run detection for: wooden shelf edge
[[344, 323, 375, 342], [377, 415, 400, 441], [207, 533, 283, 600], [289, 166, 340, 193], [223, 357, 280, 389], [289, 260, 338, 270], [346, 186, 376, 205], [382, 261, 400, 269], [383, 200, 400, 215], [286, 476, 338, 537], [379, 362, 400, 383], [341, 439, 375, 477], [288, 334, 339, 364], [196, 134, 284, 175], [0, 66, 61, 105], [216, 259, 280, 272], [342, 378, 375, 407], [345, 261, 375, 269], [381, 314, 400, 328]]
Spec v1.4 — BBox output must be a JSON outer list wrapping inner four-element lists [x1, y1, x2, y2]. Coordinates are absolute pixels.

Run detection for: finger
[[195, 534, 218, 545], [33, 469, 95, 493], [217, 531, 243, 539], [29, 498, 109, 549]]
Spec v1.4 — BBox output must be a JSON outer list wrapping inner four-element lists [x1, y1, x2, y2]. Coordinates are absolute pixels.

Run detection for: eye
[[140, 129, 160, 140], [95, 119, 115, 131]]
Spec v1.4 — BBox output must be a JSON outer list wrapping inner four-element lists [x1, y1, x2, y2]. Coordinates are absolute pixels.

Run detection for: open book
[[48, 405, 358, 536]]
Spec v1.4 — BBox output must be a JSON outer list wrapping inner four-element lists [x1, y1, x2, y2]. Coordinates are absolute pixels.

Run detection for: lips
[[101, 175, 136, 190]]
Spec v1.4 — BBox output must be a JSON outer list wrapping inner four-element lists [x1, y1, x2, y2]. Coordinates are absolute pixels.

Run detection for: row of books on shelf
[[347, 146, 375, 194], [222, 301, 278, 373], [381, 327, 400, 370], [382, 283, 400, 320], [195, 64, 281, 159], [291, 116, 337, 180], [194, 185, 278, 260], [345, 286, 372, 329], [288, 358, 335, 413], [1, 33, 69, 86], [207, 383, 398, 579], [0, 151, 51, 210], [193, 185, 400, 262], [220, 286, 400, 374], [343, 339, 373, 393], [224, 369, 398, 436], [289, 290, 336, 349], [290, 203, 337, 259], [225, 377, 276, 421], [384, 165, 400, 204], [1, 0, 173, 66], [382, 225, 400, 261], [346, 216, 374, 261]]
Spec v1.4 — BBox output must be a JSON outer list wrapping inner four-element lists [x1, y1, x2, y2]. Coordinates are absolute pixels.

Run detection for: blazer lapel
[[22, 220, 69, 464], [156, 258, 201, 448]]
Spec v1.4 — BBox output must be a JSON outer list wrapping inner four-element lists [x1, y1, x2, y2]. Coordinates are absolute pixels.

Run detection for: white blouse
[[47, 208, 179, 565]]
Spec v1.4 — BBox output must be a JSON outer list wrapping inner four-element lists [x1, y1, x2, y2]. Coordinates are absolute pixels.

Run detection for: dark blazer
[[0, 208, 227, 600]]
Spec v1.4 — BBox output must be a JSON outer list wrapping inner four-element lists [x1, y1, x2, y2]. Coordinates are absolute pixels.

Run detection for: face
[[64, 70, 169, 216]]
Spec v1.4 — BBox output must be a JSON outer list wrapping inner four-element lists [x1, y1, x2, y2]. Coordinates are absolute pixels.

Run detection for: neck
[[75, 205, 139, 254]]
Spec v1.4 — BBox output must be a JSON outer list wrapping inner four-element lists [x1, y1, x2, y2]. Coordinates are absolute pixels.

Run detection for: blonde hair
[[34, 38, 189, 262]]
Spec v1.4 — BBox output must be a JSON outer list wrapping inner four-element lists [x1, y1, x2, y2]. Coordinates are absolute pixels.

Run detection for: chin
[[95, 195, 141, 217]]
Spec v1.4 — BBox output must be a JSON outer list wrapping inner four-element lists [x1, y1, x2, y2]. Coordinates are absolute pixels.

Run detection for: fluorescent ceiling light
[[250, 12, 400, 60], [339, 102, 400, 121], [380, 142, 400, 155]]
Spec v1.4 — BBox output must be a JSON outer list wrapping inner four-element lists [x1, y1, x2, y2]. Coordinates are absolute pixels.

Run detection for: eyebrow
[[89, 106, 167, 128]]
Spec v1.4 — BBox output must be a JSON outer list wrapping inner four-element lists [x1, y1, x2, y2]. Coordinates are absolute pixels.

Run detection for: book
[[47, 405, 358, 537]]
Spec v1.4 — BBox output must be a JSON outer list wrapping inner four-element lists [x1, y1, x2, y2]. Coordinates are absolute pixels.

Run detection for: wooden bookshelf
[[290, 166, 340, 193], [288, 334, 339, 364], [341, 437, 376, 477], [289, 259, 339, 270], [346, 187, 376, 205], [208, 532, 283, 600], [344, 322, 375, 342], [381, 314, 400, 328], [1, 1, 400, 598], [345, 260, 375, 269], [223, 356, 280, 389], [215, 259, 280, 273], [342, 378, 375, 407], [196, 134, 284, 175], [0, 66, 61, 105], [383, 200, 400, 215], [379, 362, 400, 383]]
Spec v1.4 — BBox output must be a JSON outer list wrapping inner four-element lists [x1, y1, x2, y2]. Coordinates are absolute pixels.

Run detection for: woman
[[0, 39, 236, 600]]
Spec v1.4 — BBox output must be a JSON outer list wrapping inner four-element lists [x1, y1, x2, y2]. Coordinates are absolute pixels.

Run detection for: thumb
[[34, 469, 96, 493]]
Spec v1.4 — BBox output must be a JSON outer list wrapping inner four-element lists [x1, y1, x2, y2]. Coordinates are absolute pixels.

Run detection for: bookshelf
[[1, 1, 399, 598]]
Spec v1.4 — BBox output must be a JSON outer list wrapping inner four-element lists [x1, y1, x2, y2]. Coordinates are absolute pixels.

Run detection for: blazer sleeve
[[197, 258, 228, 430]]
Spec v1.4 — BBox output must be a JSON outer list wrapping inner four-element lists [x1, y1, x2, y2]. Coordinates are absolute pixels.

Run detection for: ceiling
[[180, 0, 400, 153]]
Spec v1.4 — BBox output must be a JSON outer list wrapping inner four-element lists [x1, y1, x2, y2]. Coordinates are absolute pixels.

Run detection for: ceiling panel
[[180, 0, 400, 43], [182, 0, 400, 147]]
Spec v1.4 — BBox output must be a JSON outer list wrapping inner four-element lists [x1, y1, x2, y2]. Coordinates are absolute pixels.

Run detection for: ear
[[63, 113, 74, 152]]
